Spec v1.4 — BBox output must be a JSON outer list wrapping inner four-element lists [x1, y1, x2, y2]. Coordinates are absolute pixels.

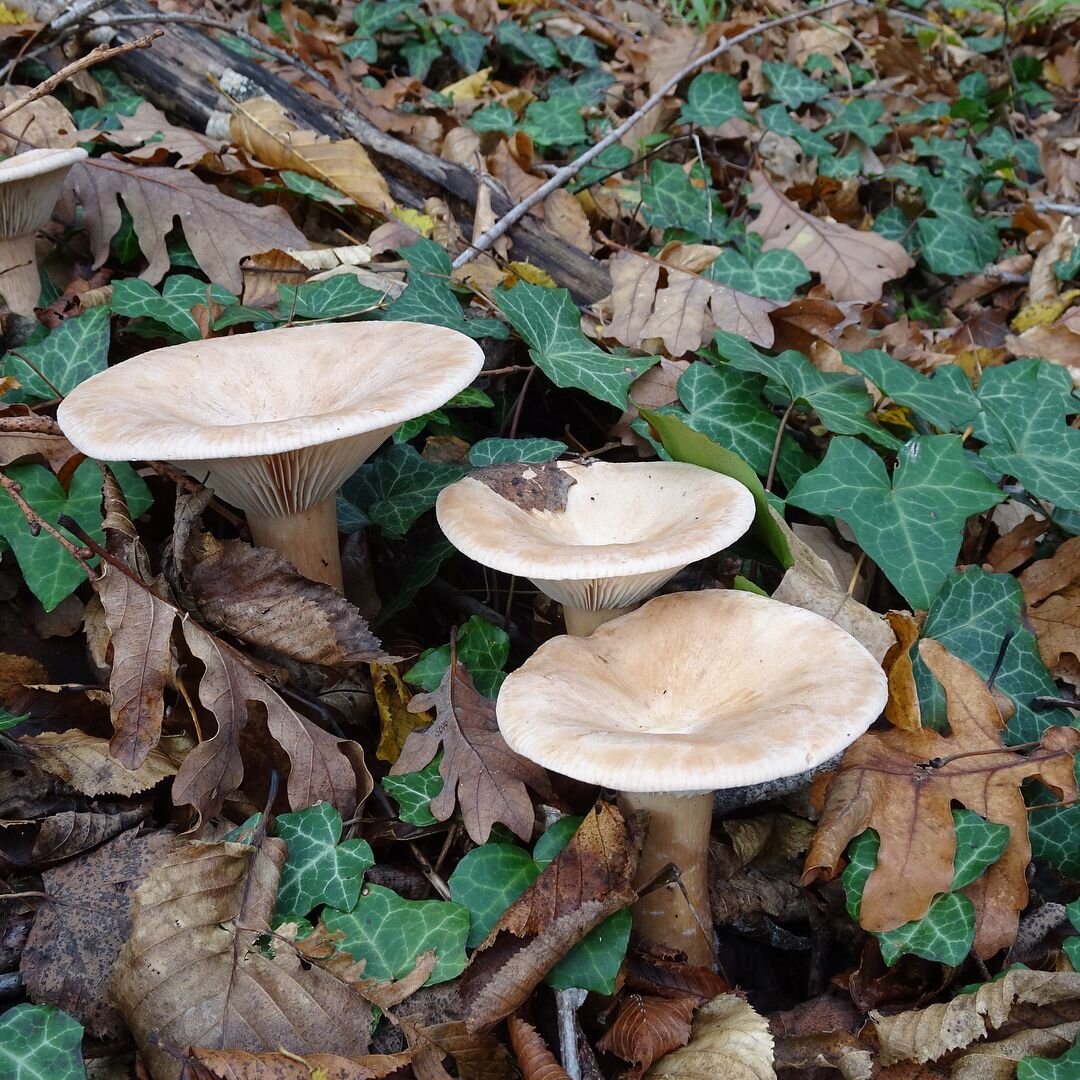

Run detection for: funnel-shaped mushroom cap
[[496, 590, 888, 793], [58, 321, 485, 516], [0, 147, 86, 237], [436, 461, 756, 610]]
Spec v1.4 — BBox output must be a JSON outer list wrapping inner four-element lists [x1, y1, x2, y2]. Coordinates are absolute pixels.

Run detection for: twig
[[453, 0, 858, 269], [0, 31, 163, 127], [46, 0, 117, 36], [0, 471, 95, 571], [1034, 201, 1080, 216], [765, 402, 795, 494], [0, 415, 64, 436]]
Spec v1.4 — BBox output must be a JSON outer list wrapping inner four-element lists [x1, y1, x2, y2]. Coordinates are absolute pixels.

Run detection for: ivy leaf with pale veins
[[763, 61, 829, 108], [61, 156, 307, 293], [406, 615, 509, 698], [274, 802, 374, 921], [111, 275, 235, 341], [497, 282, 659, 409], [678, 72, 749, 127], [468, 437, 567, 467], [787, 435, 1005, 609], [392, 661, 551, 843], [0, 1005, 85, 1080], [706, 246, 810, 301], [915, 174, 1000, 276], [278, 274, 388, 320], [640, 161, 728, 241], [2, 305, 110, 401]]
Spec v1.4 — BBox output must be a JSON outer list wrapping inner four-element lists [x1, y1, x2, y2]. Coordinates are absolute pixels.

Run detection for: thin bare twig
[[0, 31, 163, 127], [0, 470, 95, 572], [765, 401, 795, 494], [0, 415, 64, 436]]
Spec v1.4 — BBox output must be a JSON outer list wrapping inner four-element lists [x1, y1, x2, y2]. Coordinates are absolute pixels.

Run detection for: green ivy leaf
[[570, 143, 634, 190], [0, 1004, 85, 1080], [449, 843, 540, 947], [554, 33, 600, 67], [466, 104, 518, 134], [341, 444, 466, 538], [640, 161, 728, 241], [523, 95, 587, 148], [274, 802, 375, 921], [711, 331, 900, 448], [951, 808, 1011, 889], [820, 99, 889, 146], [679, 72, 748, 127], [382, 756, 443, 826], [787, 436, 1005, 609], [843, 350, 980, 432], [112, 276, 237, 341], [916, 178, 1000, 275], [496, 283, 658, 409], [496, 21, 561, 69], [280, 275, 388, 321], [374, 533, 456, 626], [758, 105, 836, 159], [546, 909, 632, 992], [405, 615, 510, 698], [402, 38, 442, 81], [322, 883, 469, 985], [2, 306, 110, 401], [387, 239, 508, 340], [443, 28, 486, 72], [877, 892, 975, 966], [974, 361, 1080, 511], [706, 247, 810, 302], [280, 170, 353, 205], [763, 62, 829, 108], [1019, 1038, 1080, 1080], [467, 438, 567, 466]]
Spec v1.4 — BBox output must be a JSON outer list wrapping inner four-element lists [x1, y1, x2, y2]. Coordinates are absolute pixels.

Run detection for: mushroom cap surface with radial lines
[[496, 590, 888, 793], [436, 460, 756, 610], [0, 147, 86, 237], [57, 321, 485, 517]]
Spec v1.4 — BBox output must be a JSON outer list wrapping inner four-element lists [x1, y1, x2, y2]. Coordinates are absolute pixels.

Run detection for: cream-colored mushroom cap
[[0, 147, 86, 236], [57, 321, 485, 516], [496, 590, 888, 793], [436, 460, 756, 610]]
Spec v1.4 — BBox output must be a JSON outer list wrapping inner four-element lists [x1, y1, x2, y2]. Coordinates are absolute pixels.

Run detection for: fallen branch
[[0, 30, 163, 126]]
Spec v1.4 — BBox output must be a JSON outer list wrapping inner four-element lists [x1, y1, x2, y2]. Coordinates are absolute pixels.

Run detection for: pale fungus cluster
[[59, 307, 887, 973]]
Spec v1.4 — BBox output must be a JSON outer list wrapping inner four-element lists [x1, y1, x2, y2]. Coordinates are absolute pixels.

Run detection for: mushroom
[[495, 589, 888, 967], [58, 321, 485, 588], [0, 147, 87, 316], [436, 460, 756, 635]]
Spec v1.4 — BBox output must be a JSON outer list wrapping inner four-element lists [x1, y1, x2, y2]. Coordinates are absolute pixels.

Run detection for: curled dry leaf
[[599, 994, 696, 1077], [747, 172, 913, 303], [20, 729, 177, 797], [30, 807, 150, 864], [461, 801, 640, 1032], [507, 1016, 571, 1080], [403, 1019, 515, 1080], [644, 995, 775, 1080], [1019, 535, 1080, 686], [372, 663, 431, 764], [393, 661, 551, 844], [872, 968, 1080, 1066], [881, 611, 922, 732], [113, 837, 374, 1080], [803, 640, 1080, 957], [230, 96, 394, 214]]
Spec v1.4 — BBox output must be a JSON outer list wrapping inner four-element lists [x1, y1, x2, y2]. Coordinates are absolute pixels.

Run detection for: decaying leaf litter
[[0, 0, 1076, 1075]]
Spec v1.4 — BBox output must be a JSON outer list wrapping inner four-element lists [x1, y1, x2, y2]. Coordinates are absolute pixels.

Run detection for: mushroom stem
[[0, 235, 42, 316], [247, 495, 343, 589], [617, 790, 715, 969], [562, 606, 632, 637]]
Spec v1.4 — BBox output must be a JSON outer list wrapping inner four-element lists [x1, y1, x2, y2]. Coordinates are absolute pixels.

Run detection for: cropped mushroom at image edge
[[495, 589, 890, 969], [57, 321, 486, 589], [436, 459, 757, 635]]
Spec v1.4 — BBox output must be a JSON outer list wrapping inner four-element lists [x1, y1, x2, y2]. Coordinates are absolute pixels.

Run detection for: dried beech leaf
[[31, 807, 149, 864], [871, 968, 1080, 1066], [803, 640, 1080, 957], [461, 801, 639, 1032], [599, 994, 696, 1075], [644, 995, 775, 1079], [20, 729, 177, 797], [404, 1020, 514, 1080], [113, 837, 374, 1080], [182, 1047, 415, 1078], [747, 172, 913, 303], [230, 96, 394, 214], [507, 1016, 571, 1080], [393, 662, 550, 843]]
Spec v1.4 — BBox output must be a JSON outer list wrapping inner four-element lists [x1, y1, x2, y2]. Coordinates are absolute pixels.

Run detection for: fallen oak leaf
[[392, 660, 550, 844], [803, 639, 1080, 957], [598, 994, 696, 1077], [460, 801, 640, 1032], [1020, 536, 1080, 685]]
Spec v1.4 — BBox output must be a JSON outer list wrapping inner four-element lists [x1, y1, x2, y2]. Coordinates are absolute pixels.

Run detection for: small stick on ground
[[0, 31, 164, 127], [0, 469, 95, 573]]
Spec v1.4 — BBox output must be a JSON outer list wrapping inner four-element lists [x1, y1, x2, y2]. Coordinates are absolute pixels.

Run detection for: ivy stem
[[766, 401, 796, 494]]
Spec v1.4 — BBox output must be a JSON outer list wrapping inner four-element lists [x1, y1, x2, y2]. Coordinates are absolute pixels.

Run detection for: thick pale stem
[[618, 790, 715, 969], [247, 495, 343, 589], [0, 235, 42, 316], [562, 606, 632, 637]]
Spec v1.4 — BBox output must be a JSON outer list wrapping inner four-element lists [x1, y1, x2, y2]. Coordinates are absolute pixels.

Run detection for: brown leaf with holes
[[461, 801, 640, 1032], [747, 172, 913, 302], [599, 995, 695, 1077], [392, 661, 550, 844], [113, 837, 374, 1080], [803, 639, 1080, 957], [507, 1016, 571, 1080]]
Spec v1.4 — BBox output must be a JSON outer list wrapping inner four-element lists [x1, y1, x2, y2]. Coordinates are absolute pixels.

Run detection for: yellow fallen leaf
[[441, 67, 492, 102], [0, 4, 28, 24], [371, 664, 431, 764], [391, 207, 435, 238], [1011, 291, 1080, 332], [876, 404, 915, 430], [504, 262, 557, 287]]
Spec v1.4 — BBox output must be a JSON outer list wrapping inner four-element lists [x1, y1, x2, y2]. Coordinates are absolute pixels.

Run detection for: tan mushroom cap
[[496, 590, 888, 793], [436, 460, 756, 610], [57, 321, 485, 516], [0, 147, 86, 237]]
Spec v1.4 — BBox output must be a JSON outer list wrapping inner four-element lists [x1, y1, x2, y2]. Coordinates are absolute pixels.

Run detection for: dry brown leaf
[[747, 172, 913, 303], [372, 663, 431, 764], [545, 188, 592, 252], [182, 1047, 414, 1078], [949, 1023, 1080, 1079], [507, 1016, 571, 1080], [872, 968, 1080, 1066], [30, 807, 149, 864], [985, 515, 1049, 573], [19, 827, 178, 1038], [626, 952, 732, 1005], [461, 801, 639, 1032], [0, 89, 78, 153], [230, 96, 394, 214], [404, 1019, 514, 1080], [106, 101, 226, 168], [61, 155, 307, 292], [1019, 536, 1080, 684], [803, 640, 1080, 957], [603, 249, 776, 356], [0, 415, 78, 473], [21, 729, 177, 797], [113, 837, 374, 1080], [644, 995, 775, 1079], [882, 611, 923, 732], [392, 661, 550, 843], [599, 995, 696, 1076]]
